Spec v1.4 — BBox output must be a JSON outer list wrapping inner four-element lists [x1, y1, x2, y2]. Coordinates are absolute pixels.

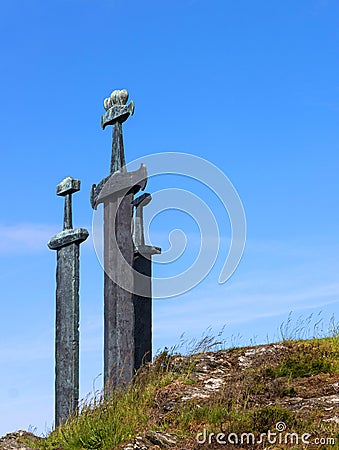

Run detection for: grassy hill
[[13, 333, 339, 450]]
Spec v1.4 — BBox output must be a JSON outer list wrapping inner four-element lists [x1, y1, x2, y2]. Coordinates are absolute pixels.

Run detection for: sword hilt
[[101, 89, 134, 174], [133, 193, 152, 247], [56, 176, 81, 230]]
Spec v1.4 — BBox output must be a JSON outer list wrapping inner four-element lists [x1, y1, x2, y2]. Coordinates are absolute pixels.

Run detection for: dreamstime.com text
[[196, 423, 336, 446]]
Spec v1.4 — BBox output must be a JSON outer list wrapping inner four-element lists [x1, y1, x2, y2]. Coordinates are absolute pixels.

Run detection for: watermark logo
[[92, 152, 246, 298], [196, 423, 336, 446], [275, 421, 287, 432]]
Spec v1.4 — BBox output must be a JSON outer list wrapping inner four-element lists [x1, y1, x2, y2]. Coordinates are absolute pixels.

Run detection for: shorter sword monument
[[48, 176, 89, 427], [133, 193, 161, 370]]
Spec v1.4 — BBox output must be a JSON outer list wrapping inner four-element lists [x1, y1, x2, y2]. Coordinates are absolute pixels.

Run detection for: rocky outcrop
[[2, 341, 338, 450], [0, 431, 41, 450]]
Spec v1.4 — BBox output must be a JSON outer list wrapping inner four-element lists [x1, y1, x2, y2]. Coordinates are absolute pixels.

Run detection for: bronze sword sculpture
[[48, 176, 89, 426], [133, 193, 161, 370], [91, 89, 147, 389]]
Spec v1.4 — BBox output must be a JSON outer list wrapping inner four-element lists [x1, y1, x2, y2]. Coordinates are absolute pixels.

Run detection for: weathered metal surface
[[111, 122, 126, 174], [54, 243, 80, 426], [101, 89, 134, 173], [48, 176, 88, 427], [133, 251, 152, 369], [103, 194, 135, 387], [48, 228, 89, 250], [56, 176, 80, 196], [92, 89, 145, 391], [91, 164, 147, 209], [133, 193, 152, 247], [132, 193, 161, 371], [101, 89, 134, 130], [56, 177, 80, 231], [133, 248, 161, 370], [90, 175, 110, 210], [101, 103, 134, 130]]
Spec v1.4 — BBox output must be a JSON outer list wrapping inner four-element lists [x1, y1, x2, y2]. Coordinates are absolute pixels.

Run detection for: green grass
[[37, 351, 199, 450], [265, 337, 339, 379], [28, 320, 339, 450], [40, 385, 152, 449]]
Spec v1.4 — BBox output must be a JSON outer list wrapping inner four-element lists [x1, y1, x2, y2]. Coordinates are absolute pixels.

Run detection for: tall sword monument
[[91, 89, 158, 389]]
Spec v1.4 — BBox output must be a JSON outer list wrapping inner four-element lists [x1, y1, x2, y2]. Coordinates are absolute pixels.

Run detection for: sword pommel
[[101, 89, 134, 129], [56, 176, 80, 196]]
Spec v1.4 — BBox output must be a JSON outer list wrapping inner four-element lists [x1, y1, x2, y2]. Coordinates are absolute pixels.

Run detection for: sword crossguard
[[91, 165, 147, 210], [90, 175, 110, 210], [48, 176, 88, 251], [133, 193, 152, 209]]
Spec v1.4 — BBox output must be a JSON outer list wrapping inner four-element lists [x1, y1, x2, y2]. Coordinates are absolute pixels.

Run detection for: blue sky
[[1, 0, 339, 436]]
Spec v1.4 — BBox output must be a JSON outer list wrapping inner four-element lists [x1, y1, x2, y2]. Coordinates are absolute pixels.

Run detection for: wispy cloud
[[0, 223, 58, 254], [0, 223, 93, 254], [153, 273, 339, 350]]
